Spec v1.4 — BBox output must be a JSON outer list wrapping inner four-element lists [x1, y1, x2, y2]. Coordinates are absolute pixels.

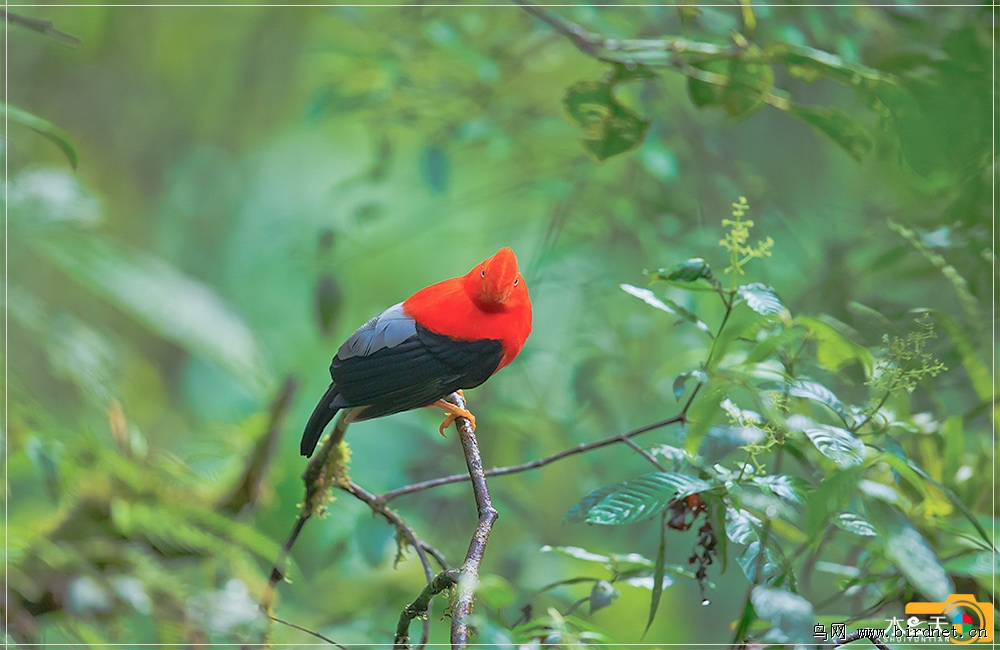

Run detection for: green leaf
[[930, 310, 991, 402], [39, 235, 271, 395], [621, 284, 712, 336], [751, 475, 808, 505], [944, 551, 999, 580], [589, 580, 618, 614], [620, 283, 675, 314], [703, 493, 728, 573], [566, 472, 713, 525], [478, 574, 517, 610], [804, 424, 866, 468], [672, 369, 706, 401], [644, 513, 668, 636], [688, 49, 775, 121], [609, 61, 658, 84], [750, 587, 815, 645], [786, 379, 848, 422], [563, 80, 650, 161], [794, 315, 874, 376], [4, 103, 79, 168], [726, 507, 760, 545], [804, 466, 862, 538], [563, 482, 622, 524], [737, 283, 783, 315], [648, 258, 714, 287], [866, 500, 953, 601], [540, 545, 609, 564], [787, 105, 874, 163], [659, 296, 713, 337], [834, 513, 876, 537]]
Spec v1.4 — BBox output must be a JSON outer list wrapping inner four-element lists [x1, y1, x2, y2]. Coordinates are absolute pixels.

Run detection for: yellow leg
[[431, 396, 476, 437]]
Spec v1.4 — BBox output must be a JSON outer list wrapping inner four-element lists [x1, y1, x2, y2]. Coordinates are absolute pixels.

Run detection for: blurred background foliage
[[4, 2, 994, 647]]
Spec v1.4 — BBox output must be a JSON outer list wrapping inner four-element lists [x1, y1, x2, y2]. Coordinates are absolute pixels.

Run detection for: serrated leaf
[[589, 580, 618, 614], [564, 80, 650, 161], [672, 369, 706, 401], [751, 475, 808, 505], [737, 283, 783, 315], [39, 235, 271, 395], [4, 103, 79, 168], [834, 513, 876, 537], [804, 424, 866, 468], [567, 472, 713, 526], [750, 587, 814, 645], [866, 500, 953, 601], [787, 379, 848, 422], [787, 105, 873, 162]]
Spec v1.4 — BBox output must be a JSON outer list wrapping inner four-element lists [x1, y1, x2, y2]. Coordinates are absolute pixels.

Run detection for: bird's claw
[[433, 399, 476, 437]]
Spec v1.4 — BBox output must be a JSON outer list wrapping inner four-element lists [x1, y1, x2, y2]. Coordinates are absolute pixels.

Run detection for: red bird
[[301, 247, 532, 457]]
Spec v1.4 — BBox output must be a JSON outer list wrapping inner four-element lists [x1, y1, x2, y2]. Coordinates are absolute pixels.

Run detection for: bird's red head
[[464, 247, 529, 312]]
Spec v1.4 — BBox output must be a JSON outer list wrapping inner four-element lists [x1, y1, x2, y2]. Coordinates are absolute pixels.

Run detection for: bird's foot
[[432, 399, 476, 437]]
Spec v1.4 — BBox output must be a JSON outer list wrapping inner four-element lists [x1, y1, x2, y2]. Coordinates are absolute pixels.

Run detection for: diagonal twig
[[220, 378, 297, 514], [2, 9, 80, 47], [379, 414, 684, 504], [446, 391, 499, 650]]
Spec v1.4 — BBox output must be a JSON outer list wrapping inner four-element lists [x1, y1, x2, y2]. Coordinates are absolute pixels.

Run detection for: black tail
[[301, 384, 341, 457]]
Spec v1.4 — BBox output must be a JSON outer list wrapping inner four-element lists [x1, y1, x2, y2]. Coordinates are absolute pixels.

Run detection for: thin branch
[[447, 391, 499, 650], [394, 569, 460, 650], [2, 9, 80, 47], [345, 481, 436, 584], [220, 377, 297, 514], [380, 415, 684, 504], [260, 411, 446, 650], [620, 435, 667, 471], [268, 613, 348, 649], [260, 413, 351, 612], [342, 481, 443, 649]]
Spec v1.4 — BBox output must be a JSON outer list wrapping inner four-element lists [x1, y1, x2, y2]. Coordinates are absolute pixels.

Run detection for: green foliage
[[563, 72, 651, 161], [8, 4, 990, 647], [3, 103, 79, 168]]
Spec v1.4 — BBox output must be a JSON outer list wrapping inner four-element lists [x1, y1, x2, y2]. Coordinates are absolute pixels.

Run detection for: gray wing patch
[[337, 302, 417, 360]]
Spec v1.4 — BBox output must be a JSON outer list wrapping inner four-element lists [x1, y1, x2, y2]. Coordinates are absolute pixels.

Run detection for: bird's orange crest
[[465, 247, 526, 312]]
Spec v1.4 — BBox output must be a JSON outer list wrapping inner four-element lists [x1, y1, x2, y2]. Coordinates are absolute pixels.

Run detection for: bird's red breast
[[402, 247, 532, 369]]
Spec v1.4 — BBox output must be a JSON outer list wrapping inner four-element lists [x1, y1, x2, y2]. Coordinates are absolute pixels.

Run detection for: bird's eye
[[481, 270, 486, 278], [513, 278, 519, 286]]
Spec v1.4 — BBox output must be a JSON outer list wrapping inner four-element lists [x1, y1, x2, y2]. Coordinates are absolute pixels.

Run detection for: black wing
[[301, 302, 503, 457], [332, 323, 503, 420]]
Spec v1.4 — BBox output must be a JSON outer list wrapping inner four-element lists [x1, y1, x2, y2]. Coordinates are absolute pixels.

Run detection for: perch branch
[[447, 391, 499, 650], [394, 569, 460, 650], [379, 414, 684, 503]]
